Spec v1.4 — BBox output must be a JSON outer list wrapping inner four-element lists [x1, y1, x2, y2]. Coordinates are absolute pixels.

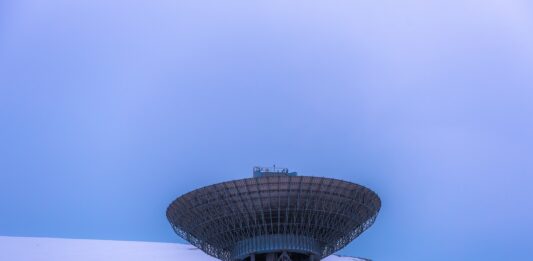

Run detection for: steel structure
[[166, 167, 380, 261]]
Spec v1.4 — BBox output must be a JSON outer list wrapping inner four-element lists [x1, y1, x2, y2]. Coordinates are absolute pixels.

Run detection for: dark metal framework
[[166, 175, 380, 261]]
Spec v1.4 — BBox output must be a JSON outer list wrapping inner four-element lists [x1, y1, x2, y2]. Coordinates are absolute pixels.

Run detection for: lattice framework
[[167, 176, 380, 261]]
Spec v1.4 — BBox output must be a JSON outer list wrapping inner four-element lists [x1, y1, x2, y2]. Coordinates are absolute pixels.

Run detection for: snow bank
[[0, 236, 367, 261]]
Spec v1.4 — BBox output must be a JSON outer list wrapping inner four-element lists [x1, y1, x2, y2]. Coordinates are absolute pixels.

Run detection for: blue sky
[[1, 1, 532, 260]]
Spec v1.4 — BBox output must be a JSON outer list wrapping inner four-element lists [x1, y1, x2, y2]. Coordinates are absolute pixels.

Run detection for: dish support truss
[[167, 176, 380, 261]]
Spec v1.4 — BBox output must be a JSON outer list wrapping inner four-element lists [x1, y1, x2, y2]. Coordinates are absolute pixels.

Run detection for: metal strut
[[277, 251, 292, 261]]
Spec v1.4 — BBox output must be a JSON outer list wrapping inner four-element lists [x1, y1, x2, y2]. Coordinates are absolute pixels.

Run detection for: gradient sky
[[1, 1, 532, 260]]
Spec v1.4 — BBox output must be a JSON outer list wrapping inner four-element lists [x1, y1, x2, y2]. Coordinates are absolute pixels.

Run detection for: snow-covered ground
[[0, 236, 367, 261]]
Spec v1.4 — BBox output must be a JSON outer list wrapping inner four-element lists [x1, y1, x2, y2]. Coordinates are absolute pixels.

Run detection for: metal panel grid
[[166, 176, 380, 261]]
